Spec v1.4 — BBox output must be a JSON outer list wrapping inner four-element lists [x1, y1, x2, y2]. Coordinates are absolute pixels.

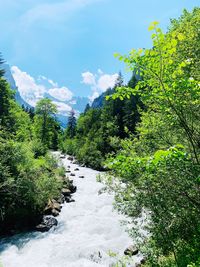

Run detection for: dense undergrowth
[[0, 64, 64, 234], [61, 8, 200, 266]]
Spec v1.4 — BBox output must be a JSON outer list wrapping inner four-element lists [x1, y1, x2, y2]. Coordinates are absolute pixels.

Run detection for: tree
[[0, 56, 16, 132], [84, 103, 90, 114], [35, 98, 57, 147], [66, 109, 77, 138], [113, 11, 200, 163], [104, 8, 200, 266], [0, 53, 5, 78]]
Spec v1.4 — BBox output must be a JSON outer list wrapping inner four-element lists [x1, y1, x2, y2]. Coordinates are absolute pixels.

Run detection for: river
[[0, 154, 141, 267]]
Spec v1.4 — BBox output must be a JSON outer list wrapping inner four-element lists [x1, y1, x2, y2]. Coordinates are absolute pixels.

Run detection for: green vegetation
[[0, 60, 64, 234], [60, 73, 142, 170], [61, 7, 200, 266]]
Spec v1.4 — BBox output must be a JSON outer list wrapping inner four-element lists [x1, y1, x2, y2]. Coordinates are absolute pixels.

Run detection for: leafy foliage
[[101, 8, 200, 267], [0, 61, 63, 234], [60, 75, 142, 169]]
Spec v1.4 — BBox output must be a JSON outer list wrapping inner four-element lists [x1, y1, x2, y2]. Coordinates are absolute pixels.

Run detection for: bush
[[0, 139, 63, 233], [76, 139, 103, 170], [105, 145, 200, 266], [60, 138, 77, 155], [31, 139, 48, 158]]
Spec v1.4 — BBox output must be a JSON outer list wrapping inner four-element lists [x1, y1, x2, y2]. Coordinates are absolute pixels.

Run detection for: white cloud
[[21, 0, 102, 28], [38, 75, 58, 87], [97, 73, 119, 91], [49, 87, 73, 102], [11, 66, 46, 106], [52, 101, 72, 116], [81, 71, 96, 86], [89, 91, 100, 102], [11, 66, 74, 111], [81, 70, 119, 102]]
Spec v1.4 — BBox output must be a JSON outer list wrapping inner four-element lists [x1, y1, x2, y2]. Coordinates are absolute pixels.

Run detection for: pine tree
[[0, 53, 5, 78], [84, 103, 90, 114], [66, 109, 77, 138], [0, 55, 15, 130]]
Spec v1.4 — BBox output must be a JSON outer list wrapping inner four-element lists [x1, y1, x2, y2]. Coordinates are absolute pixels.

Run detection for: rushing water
[[0, 154, 141, 267]]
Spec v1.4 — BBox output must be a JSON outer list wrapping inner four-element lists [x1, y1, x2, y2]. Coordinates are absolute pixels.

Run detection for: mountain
[[91, 71, 141, 109], [43, 92, 88, 127], [3, 64, 89, 128], [91, 88, 113, 108], [3, 64, 31, 108]]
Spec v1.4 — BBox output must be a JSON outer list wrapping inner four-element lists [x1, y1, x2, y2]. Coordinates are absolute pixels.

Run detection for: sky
[[0, 0, 199, 103]]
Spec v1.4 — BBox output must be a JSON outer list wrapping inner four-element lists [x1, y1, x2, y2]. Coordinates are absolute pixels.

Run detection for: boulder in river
[[65, 196, 75, 203], [60, 155, 66, 159], [124, 245, 139, 256], [67, 156, 73, 161], [44, 199, 62, 215], [62, 188, 71, 196], [70, 173, 75, 176], [52, 209, 59, 217], [55, 194, 65, 204], [35, 216, 58, 232], [52, 199, 62, 212], [69, 184, 77, 193], [66, 170, 71, 173], [74, 168, 79, 171], [79, 175, 84, 178]]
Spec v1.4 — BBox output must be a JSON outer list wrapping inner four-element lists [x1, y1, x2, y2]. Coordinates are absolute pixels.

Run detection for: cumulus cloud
[[81, 71, 96, 86], [52, 101, 72, 116], [12, 66, 46, 106], [38, 75, 58, 87], [11, 66, 73, 114], [81, 70, 119, 102], [48, 87, 73, 102], [97, 73, 119, 91]]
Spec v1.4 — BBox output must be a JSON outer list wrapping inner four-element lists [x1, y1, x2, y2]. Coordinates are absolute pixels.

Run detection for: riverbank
[[0, 153, 142, 266]]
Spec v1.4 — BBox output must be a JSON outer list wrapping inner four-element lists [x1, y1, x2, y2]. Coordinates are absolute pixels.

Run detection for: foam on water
[[0, 154, 140, 267]]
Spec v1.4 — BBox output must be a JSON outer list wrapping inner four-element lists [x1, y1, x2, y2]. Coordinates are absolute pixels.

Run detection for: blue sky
[[0, 0, 199, 103]]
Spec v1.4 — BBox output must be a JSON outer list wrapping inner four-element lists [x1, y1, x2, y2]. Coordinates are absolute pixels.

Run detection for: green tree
[[0, 53, 5, 78], [65, 109, 77, 138], [104, 8, 200, 267], [113, 11, 200, 163], [35, 98, 57, 147]]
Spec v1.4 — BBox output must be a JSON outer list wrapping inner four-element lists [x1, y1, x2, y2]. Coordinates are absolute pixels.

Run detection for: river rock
[[62, 188, 71, 196], [65, 196, 75, 203], [66, 170, 71, 173], [44, 199, 62, 215], [51, 208, 59, 217], [68, 156, 73, 161], [56, 194, 65, 204], [60, 155, 65, 159], [35, 216, 58, 232], [79, 175, 84, 178], [124, 245, 139, 256], [69, 184, 77, 193], [70, 173, 75, 176], [67, 165, 71, 168], [74, 168, 79, 171], [52, 199, 62, 212]]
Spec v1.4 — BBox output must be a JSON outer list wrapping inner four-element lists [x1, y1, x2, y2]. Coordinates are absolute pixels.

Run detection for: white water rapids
[[0, 154, 141, 267]]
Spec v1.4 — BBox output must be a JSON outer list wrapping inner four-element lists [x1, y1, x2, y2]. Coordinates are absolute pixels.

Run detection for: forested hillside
[[61, 8, 200, 266], [60, 72, 143, 169], [0, 57, 65, 234]]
